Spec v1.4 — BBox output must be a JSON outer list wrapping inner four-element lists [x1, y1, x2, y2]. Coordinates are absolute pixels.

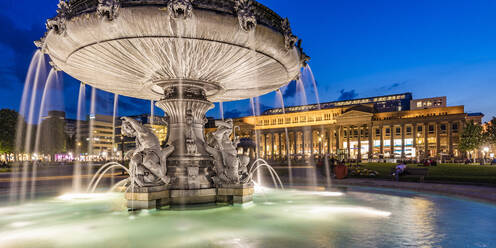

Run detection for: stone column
[[448, 121, 453, 157], [368, 124, 373, 160], [309, 129, 314, 157], [413, 123, 417, 160], [390, 125, 394, 159], [279, 132, 283, 159], [271, 132, 276, 161], [293, 131, 297, 158], [401, 123, 406, 159], [329, 126, 334, 154], [256, 130, 261, 158], [346, 126, 351, 159], [424, 123, 429, 158], [263, 133, 267, 159], [436, 122, 441, 158], [156, 85, 214, 190], [357, 125, 362, 161], [380, 125, 384, 156], [301, 131, 305, 156]]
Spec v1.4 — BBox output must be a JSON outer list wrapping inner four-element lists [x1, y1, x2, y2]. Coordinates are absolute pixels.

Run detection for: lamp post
[[483, 147, 490, 164]]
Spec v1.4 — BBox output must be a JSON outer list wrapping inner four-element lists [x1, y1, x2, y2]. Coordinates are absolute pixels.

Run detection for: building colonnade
[[255, 120, 463, 161]]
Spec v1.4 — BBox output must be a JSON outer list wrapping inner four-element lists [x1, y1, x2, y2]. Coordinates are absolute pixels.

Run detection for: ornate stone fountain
[[37, 0, 307, 209]]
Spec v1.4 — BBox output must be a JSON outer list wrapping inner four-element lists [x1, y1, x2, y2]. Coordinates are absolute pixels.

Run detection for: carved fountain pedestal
[[123, 84, 254, 210], [125, 185, 170, 210], [156, 84, 218, 206], [217, 183, 255, 205]]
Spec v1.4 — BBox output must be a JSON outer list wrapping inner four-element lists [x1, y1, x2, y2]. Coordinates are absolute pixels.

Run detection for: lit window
[[440, 124, 447, 132], [406, 127, 412, 135], [452, 123, 459, 133], [429, 125, 435, 134]]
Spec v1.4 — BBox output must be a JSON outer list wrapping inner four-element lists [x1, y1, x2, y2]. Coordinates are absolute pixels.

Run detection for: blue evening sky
[[0, 0, 495, 121]]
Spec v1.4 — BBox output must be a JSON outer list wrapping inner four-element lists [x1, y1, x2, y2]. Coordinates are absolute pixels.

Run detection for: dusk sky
[[1, 0, 495, 122]]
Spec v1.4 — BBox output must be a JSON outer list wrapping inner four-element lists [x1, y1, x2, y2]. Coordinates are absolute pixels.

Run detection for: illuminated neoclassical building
[[231, 93, 483, 161]]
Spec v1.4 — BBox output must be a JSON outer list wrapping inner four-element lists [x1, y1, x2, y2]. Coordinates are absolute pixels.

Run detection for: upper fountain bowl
[[39, 0, 308, 102]]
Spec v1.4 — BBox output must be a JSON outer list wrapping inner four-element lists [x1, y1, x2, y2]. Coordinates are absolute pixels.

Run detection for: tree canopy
[[0, 109, 19, 154], [459, 121, 484, 153], [484, 117, 496, 145]]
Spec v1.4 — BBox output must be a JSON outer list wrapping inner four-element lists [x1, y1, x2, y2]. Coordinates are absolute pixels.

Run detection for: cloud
[[337, 89, 358, 101], [382, 81, 406, 91]]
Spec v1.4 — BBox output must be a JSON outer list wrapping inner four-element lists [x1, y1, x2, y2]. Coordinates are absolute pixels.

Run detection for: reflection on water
[[0, 188, 495, 248]]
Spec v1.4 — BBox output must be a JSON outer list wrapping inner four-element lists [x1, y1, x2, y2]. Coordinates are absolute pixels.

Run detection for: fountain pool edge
[[332, 178, 496, 205]]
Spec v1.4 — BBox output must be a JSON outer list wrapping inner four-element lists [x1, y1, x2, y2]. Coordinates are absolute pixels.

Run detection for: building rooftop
[[263, 92, 413, 115]]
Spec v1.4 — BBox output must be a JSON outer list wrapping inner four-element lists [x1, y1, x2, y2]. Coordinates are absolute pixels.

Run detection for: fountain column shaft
[[156, 85, 215, 190]]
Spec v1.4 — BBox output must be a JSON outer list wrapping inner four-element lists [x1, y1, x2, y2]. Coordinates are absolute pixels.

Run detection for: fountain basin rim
[[61, 0, 287, 33], [43, 2, 304, 102]]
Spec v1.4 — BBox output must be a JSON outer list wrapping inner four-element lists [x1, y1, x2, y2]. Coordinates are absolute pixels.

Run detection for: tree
[[459, 121, 484, 157], [0, 109, 19, 154], [484, 117, 496, 145], [39, 112, 67, 155]]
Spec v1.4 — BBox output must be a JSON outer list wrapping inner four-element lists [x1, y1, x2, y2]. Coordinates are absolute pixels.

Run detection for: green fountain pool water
[[0, 187, 495, 248]]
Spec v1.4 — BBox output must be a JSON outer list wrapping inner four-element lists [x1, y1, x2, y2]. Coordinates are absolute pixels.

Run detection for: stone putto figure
[[206, 119, 250, 185], [185, 109, 198, 155], [121, 117, 174, 187]]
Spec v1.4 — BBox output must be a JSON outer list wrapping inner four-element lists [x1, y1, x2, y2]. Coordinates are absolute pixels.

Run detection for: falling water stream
[[73, 83, 86, 192], [88, 87, 97, 179], [304, 65, 332, 187], [296, 77, 318, 187], [19, 52, 49, 203], [31, 69, 62, 198], [111, 94, 119, 185], [10, 51, 47, 202], [219, 102, 224, 121], [276, 90, 294, 186], [150, 100, 155, 126]]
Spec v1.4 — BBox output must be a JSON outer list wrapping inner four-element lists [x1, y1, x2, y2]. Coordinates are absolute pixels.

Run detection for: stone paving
[[333, 178, 496, 204]]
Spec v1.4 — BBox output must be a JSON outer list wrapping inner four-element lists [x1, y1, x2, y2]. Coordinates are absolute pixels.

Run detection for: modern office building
[[410, 96, 447, 110]]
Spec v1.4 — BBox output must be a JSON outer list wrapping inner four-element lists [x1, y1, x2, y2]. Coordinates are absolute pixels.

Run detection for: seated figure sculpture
[[121, 117, 174, 188], [206, 119, 250, 186]]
